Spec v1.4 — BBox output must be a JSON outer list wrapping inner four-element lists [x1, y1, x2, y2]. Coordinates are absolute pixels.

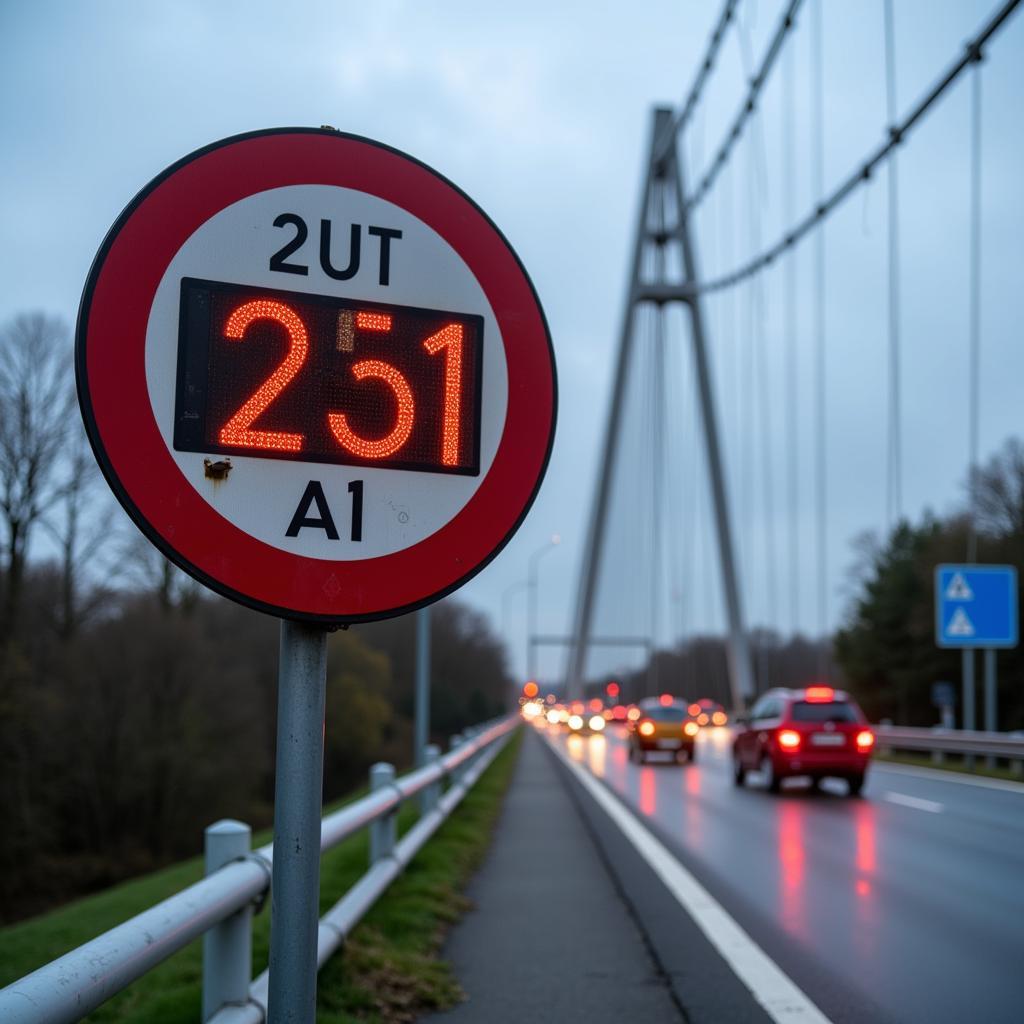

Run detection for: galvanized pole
[[414, 606, 431, 768], [267, 620, 329, 1024], [666, 115, 756, 708], [984, 647, 997, 768], [962, 648, 976, 770]]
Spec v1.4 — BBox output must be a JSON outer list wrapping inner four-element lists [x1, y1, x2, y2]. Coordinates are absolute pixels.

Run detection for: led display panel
[[174, 278, 484, 475]]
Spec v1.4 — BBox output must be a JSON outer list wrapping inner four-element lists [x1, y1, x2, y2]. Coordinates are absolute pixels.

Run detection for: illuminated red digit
[[219, 300, 307, 452], [355, 311, 393, 331], [328, 360, 415, 459], [423, 324, 463, 466]]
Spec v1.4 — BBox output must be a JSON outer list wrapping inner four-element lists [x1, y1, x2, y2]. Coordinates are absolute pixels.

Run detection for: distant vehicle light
[[546, 709, 560, 725], [627, 706, 642, 722], [697, 713, 710, 726], [572, 701, 585, 714], [639, 720, 656, 737], [856, 730, 875, 751], [568, 714, 584, 731], [522, 701, 543, 719], [805, 685, 834, 703], [778, 729, 801, 750], [712, 711, 727, 726], [684, 721, 700, 737], [688, 702, 701, 716], [659, 693, 674, 707], [589, 698, 603, 713], [558, 708, 570, 724], [589, 715, 606, 731], [612, 704, 627, 720]]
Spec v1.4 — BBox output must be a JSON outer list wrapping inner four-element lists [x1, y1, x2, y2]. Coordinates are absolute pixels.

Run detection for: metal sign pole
[[983, 647, 997, 768], [961, 648, 975, 770], [414, 606, 431, 767], [267, 620, 329, 1023]]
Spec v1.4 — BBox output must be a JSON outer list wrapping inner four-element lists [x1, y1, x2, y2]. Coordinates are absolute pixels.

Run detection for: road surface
[[547, 722, 1024, 1024]]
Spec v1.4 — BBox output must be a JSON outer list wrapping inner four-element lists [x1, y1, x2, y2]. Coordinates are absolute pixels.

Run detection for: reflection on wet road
[[551, 722, 1024, 1024]]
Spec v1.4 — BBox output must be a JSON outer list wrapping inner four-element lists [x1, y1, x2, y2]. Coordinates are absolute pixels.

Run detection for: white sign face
[[144, 185, 509, 561], [78, 129, 556, 623]]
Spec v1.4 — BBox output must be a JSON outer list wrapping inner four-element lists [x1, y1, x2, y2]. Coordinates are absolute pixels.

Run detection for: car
[[732, 685, 874, 795], [628, 697, 700, 764], [689, 698, 728, 727]]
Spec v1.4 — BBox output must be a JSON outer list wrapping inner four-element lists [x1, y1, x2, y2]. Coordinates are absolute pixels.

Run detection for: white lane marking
[[874, 761, 1024, 794], [548, 737, 833, 1024], [882, 791, 944, 813]]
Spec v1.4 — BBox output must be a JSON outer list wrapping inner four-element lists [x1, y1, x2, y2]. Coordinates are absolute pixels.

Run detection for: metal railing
[[876, 724, 1024, 774], [0, 716, 518, 1024]]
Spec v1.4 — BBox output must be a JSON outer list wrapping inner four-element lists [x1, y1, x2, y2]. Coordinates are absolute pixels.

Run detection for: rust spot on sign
[[204, 458, 232, 482]]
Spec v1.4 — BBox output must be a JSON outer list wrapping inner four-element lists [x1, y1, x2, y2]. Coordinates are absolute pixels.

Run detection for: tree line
[[0, 314, 511, 923]]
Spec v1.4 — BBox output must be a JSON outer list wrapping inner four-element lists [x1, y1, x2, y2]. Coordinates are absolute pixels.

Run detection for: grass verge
[[875, 749, 1024, 783], [0, 729, 522, 1023]]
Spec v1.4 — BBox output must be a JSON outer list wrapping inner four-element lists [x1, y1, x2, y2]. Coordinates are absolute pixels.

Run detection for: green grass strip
[[0, 730, 522, 1023]]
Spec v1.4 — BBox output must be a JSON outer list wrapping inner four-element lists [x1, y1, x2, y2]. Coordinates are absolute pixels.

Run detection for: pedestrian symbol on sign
[[945, 573, 974, 601], [946, 607, 975, 638]]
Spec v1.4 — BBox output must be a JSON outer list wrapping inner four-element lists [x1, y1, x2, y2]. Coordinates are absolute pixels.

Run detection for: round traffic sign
[[77, 128, 556, 624]]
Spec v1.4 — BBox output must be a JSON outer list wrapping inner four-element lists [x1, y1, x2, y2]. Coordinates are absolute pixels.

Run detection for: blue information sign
[[935, 564, 1018, 649]]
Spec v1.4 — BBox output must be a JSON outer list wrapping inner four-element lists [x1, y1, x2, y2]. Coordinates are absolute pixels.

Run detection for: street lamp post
[[527, 534, 561, 683], [502, 579, 529, 700]]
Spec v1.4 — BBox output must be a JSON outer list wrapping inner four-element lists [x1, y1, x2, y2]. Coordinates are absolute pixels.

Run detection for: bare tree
[[0, 313, 75, 646], [40, 424, 114, 639], [971, 437, 1024, 539]]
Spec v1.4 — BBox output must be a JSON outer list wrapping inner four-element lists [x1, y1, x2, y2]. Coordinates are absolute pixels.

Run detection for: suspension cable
[[654, 0, 742, 162], [812, 0, 828, 673], [663, 0, 1020, 300], [967, 61, 983, 561], [685, 0, 805, 211], [884, 0, 903, 530], [783, 36, 800, 636]]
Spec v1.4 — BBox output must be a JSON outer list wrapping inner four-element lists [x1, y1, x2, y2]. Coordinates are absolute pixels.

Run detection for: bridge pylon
[[566, 107, 756, 710]]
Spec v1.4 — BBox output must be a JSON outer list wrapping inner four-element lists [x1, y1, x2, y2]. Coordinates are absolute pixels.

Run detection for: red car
[[732, 686, 874, 796]]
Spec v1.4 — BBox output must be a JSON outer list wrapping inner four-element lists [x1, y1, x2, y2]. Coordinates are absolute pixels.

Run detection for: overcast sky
[[3, 1, 1023, 686]]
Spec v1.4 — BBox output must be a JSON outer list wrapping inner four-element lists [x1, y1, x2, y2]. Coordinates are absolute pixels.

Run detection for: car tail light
[[639, 720, 656, 737], [778, 729, 801, 750], [805, 686, 834, 703], [697, 713, 710, 726], [856, 730, 875, 751], [712, 711, 727, 726], [688, 702, 701, 716], [684, 721, 699, 737]]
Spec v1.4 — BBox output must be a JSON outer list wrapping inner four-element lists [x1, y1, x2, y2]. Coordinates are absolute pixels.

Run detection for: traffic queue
[[521, 683, 876, 797]]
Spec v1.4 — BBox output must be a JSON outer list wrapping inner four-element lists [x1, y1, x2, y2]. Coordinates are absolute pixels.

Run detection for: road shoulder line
[[546, 735, 833, 1024]]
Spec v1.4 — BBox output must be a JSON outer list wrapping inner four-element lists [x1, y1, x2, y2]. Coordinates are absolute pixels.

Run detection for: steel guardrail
[[875, 724, 1024, 762], [0, 715, 519, 1024]]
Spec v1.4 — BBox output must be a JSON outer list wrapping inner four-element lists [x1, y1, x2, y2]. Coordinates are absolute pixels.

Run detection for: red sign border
[[76, 128, 556, 624]]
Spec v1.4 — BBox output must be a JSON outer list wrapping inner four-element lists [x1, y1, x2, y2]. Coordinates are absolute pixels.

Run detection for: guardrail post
[[1012, 758, 1023, 777], [202, 819, 252, 1022], [370, 762, 397, 863], [931, 747, 944, 766], [421, 744, 442, 815], [450, 733, 465, 785]]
